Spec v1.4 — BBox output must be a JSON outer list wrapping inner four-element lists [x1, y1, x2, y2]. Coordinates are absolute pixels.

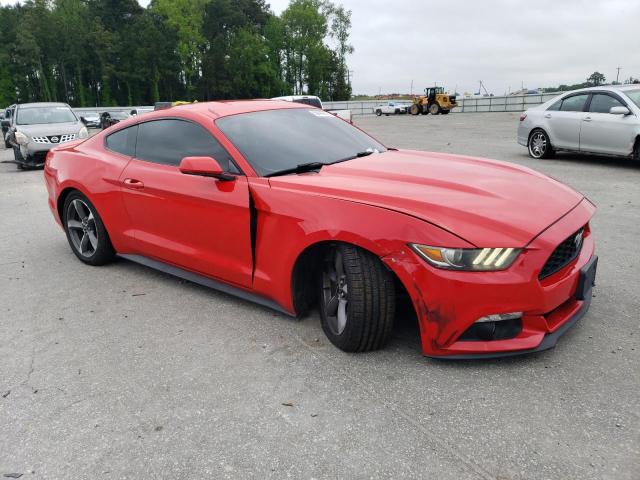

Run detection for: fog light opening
[[475, 312, 522, 323], [459, 312, 523, 342]]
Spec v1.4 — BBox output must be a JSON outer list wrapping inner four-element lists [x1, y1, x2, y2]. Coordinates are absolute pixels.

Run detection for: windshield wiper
[[331, 150, 377, 165], [264, 162, 325, 178]]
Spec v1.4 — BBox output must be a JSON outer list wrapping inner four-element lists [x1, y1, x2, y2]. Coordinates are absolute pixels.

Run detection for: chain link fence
[[324, 92, 562, 116]]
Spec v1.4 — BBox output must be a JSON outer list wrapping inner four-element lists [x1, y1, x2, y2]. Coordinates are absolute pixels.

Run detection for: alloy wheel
[[66, 199, 98, 257], [529, 131, 547, 158], [322, 249, 349, 336]]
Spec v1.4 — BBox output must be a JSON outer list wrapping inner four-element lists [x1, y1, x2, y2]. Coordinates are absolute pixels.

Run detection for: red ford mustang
[[44, 101, 597, 358]]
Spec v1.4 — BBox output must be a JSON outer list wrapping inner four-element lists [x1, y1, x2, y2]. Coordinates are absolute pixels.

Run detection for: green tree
[[150, 0, 210, 99], [587, 71, 606, 86]]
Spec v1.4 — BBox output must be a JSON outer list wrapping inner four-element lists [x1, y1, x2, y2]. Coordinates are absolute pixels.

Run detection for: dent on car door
[[544, 93, 589, 150], [119, 119, 254, 288], [579, 93, 636, 155]]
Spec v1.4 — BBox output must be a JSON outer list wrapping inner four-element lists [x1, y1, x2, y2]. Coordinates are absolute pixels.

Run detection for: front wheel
[[319, 245, 395, 352], [375, 109, 382, 116], [63, 192, 116, 266], [410, 104, 420, 115], [528, 129, 554, 159], [429, 103, 441, 115]]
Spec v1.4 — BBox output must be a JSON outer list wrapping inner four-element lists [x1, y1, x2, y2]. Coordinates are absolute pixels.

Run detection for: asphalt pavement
[[1, 114, 638, 479]]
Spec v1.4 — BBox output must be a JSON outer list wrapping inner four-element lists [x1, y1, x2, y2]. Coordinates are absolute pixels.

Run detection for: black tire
[[410, 104, 420, 116], [319, 244, 395, 352], [375, 109, 382, 117], [429, 103, 441, 115], [528, 128, 555, 159], [63, 192, 116, 266]]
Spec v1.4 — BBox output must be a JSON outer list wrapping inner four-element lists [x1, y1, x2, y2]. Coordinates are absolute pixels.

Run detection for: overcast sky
[[3, 0, 638, 95]]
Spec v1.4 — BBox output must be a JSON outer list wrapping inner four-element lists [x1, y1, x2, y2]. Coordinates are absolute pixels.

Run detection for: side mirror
[[610, 106, 630, 115], [1, 120, 9, 128], [179, 156, 235, 181]]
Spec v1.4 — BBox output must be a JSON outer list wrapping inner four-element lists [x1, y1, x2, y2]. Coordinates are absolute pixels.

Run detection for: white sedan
[[374, 101, 409, 116], [518, 85, 640, 161]]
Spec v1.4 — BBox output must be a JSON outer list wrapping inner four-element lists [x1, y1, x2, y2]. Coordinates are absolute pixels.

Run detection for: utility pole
[[616, 66, 622, 84]]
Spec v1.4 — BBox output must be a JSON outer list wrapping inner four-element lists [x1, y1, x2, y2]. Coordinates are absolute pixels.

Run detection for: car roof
[[17, 102, 71, 109], [560, 85, 639, 95], [146, 100, 310, 120]]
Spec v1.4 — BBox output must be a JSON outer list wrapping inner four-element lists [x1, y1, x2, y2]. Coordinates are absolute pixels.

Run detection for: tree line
[[0, 0, 353, 108]]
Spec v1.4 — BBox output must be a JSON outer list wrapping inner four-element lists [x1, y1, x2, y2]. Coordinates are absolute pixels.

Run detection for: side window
[[105, 125, 138, 157], [589, 94, 624, 113], [560, 94, 589, 112], [136, 119, 237, 171], [547, 99, 562, 111]]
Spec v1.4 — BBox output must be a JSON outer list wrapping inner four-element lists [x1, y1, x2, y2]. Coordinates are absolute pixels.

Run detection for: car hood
[[18, 122, 82, 136], [268, 150, 585, 247]]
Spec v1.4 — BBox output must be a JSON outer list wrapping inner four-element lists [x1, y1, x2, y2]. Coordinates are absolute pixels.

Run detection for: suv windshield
[[217, 108, 386, 176], [625, 89, 640, 108], [17, 106, 77, 125]]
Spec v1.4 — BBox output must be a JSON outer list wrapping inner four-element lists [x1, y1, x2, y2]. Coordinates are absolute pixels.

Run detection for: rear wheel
[[319, 244, 395, 352], [528, 129, 554, 159], [63, 192, 116, 266], [429, 103, 441, 115]]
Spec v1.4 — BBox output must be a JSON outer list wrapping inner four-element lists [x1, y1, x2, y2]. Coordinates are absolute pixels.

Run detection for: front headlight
[[78, 126, 89, 139], [410, 244, 521, 271], [15, 131, 29, 145]]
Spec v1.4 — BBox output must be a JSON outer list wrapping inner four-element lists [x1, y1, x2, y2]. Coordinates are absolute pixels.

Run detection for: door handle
[[123, 178, 144, 189], [544, 113, 552, 118], [583, 116, 592, 122]]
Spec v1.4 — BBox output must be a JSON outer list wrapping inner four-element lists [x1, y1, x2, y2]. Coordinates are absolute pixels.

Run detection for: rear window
[[293, 98, 322, 109]]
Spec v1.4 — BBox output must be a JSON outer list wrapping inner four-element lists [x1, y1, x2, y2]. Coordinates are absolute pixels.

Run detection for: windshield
[[625, 89, 640, 108], [17, 106, 77, 125], [217, 108, 386, 176]]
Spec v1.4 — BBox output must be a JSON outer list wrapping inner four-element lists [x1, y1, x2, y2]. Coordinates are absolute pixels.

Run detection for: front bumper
[[385, 199, 596, 358]]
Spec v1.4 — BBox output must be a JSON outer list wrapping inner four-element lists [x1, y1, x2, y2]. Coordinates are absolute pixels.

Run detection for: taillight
[[519, 113, 527, 122]]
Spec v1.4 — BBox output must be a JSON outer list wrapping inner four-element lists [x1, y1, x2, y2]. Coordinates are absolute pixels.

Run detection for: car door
[[543, 93, 589, 150], [119, 118, 254, 288], [579, 92, 637, 155]]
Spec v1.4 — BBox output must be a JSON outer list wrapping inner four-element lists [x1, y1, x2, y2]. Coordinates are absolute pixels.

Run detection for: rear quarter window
[[105, 125, 138, 157]]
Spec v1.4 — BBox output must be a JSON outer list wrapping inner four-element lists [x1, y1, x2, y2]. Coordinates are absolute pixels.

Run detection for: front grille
[[31, 133, 76, 144], [539, 228, 584, 280]]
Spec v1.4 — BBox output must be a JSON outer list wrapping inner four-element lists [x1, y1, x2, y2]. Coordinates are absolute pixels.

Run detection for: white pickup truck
[[374, 101, 410, 116], [272, 95, 352, 123]]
